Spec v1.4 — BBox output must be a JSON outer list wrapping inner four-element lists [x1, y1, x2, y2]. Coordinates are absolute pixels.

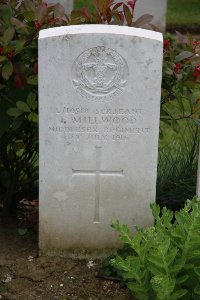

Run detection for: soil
[[0, 218, 134, 300]]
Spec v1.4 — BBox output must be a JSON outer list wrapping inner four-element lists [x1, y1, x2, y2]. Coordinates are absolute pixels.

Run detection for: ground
[[0, 218, 134, 300]]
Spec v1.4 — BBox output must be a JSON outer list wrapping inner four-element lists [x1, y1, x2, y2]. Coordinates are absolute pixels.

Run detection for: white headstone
[[39, 25, 163, 256], [45, 0, 73, 14], [197, 145, 200, 197], [134, 0, 167, 32], [119, 0, 167, 32]]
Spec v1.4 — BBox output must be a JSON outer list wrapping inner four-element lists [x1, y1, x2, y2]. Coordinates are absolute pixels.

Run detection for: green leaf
[[27, 75, 38, 85], [7, 107, 22, 117], [16, 101, 31, 112], [28, 112, 38, 123], [27, 92, 37, 109], [151, 275, 176, 299], [2, 60, 13, 80], [171, 119, 179, 133], [176, 275, 189, 284], [12, 117, 23, 131], [3, 26, 15, 45], [0, 56, 7, 63], [194, 284, 200, 295], [18, 228, 28, 236], [175, 51, 193, 63], [0, 5, 12, 26], [171, 289, 188, 299]]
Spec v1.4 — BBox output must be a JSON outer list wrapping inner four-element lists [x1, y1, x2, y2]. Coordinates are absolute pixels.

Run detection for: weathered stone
[[39, 25, 163, 256]]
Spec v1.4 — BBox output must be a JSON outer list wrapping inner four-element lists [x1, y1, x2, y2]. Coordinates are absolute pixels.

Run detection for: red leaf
[[14, 73, 26, 89], [112, 2, 123, 10], [123, 4, 132, 26]]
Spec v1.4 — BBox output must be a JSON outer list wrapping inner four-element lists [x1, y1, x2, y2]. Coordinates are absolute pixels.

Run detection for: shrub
[[111, 197, 200, 300], [0, 0, 199, 215]]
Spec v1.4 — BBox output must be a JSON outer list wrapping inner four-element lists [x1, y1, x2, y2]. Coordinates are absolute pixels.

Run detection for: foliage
[[0, 0, 199, 215], [111, 197, 200, 300], [161, 33, 200, 135], [157, 122, 200, 211]]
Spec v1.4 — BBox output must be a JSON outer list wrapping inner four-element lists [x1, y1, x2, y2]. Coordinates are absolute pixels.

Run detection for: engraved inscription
[[72, 46, 129, 102], [49, 105, 151, 143], [72, 146, 124, 223]]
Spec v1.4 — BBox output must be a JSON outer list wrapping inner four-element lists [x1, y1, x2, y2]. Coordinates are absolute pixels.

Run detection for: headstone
[[197, 145, 200, 197], [134, 0, 167, 32], [119, 0, 167, 32], [45, 0, 73, 14], [39, 25, 163, 256]]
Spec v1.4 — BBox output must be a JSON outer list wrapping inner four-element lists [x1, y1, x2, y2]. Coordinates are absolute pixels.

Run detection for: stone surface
[[39, 25, 163, 256], [135, 0, 167, 32], [45, 0, 73, 14]]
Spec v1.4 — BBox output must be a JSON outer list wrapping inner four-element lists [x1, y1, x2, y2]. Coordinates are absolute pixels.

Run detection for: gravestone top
[[39, 24, 163, 257], [39, 24, 162, 40]]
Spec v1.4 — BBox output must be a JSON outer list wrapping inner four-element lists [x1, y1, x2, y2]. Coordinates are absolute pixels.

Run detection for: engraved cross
[[72, 146, 124, 223]]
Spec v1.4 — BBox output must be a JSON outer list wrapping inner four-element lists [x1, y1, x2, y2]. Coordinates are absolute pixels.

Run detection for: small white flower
[[87, 260, 95, 269], [3, 274, 12, 283], [28, 256, 34, 262], [60, 283, 64, 287]]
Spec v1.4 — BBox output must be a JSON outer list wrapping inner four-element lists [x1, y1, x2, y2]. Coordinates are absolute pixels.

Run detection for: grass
[[167, 0, 200, 32], [74, 0, 93, 10], [74, 0, 200, 31], [167, 0, 200, 25]]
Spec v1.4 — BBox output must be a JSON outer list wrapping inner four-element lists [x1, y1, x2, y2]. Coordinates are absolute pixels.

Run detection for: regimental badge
[[72, 46, 129, 102]]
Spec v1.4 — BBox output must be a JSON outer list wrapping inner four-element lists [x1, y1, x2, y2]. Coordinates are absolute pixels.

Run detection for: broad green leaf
[[7, 107, 22, 117], [176, 275, 189, 284], [0, 5, 12, 26], [27, 92, 37, 109], [16, 101, 31, 112], [151, 275, 176, 299], [18, 228, 28, 236], [2, 60, 13, 80], [175, 51, 193, 63], [171, 289, 188, 299], [27, 75, 38, 85], [11, 17, 27, 31], [194, 284, 200, 295], [171, 119, 179, 133], [12, 117, 23, 131], [0, 56, 7, 63], [28, 112, 38, 123], [14, 39, 26, 52], [3, 26, 15, 45]]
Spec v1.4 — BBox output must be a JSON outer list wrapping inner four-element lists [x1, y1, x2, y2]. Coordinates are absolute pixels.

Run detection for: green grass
[[74, 0, 93, 10], [167, 0, 200, 25]]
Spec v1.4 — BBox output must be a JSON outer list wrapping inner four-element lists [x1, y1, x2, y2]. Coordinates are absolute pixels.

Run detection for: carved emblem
[[72, 46, 129, 102]]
